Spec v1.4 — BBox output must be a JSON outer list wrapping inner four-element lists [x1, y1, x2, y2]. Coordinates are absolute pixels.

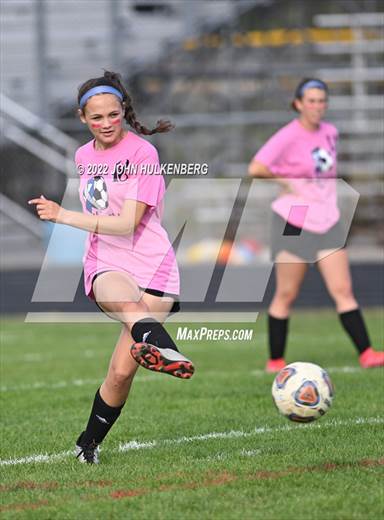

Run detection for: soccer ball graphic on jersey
[[272, 362, 334, 422], [83, 176, 109, 212], [312, 147, 333, 173]]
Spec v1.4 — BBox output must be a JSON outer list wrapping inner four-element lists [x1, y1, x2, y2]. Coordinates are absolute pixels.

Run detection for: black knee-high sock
[[268, 314, 289, 359], [80, 389, 125, 446], [339, 308, 371, 354], [131, 318, 179, 352]]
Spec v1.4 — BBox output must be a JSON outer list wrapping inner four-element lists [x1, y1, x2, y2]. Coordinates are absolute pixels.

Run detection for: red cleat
[[266, 358, 286, 373], [359, 347, 384, 368], [130, 342, 195, 379]]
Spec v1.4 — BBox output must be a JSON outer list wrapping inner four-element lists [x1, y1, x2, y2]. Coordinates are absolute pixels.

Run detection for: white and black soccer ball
[[84, 176, 108, 211], [312, 147, 333, 173], [272, 362, 334, 423]]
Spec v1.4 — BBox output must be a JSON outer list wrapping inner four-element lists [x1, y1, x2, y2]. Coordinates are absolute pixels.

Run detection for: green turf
[[1, 309, 383, 519]]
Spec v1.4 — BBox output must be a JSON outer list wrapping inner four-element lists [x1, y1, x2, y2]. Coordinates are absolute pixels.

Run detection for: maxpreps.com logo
[[311, 147, 333, 175], [83, 176, 109, 213]]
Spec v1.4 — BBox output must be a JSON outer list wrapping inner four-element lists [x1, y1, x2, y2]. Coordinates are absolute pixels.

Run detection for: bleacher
[[1, 0, 383, 272], [0, 0, 251, 116], [1, 0, 270, 269], [125, 7, 383, 252]]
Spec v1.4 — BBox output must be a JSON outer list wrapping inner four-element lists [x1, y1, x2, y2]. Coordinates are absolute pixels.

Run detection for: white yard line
[[3, 349, 105, 364], [0, 374, 160, 393], [0, 416, 382, 467], [0, 451, 74, 466], [0, 366, 366, 393]]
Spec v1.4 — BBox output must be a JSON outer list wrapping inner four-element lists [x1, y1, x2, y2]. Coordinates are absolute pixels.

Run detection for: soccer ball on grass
[[272, 362, 334, 423]]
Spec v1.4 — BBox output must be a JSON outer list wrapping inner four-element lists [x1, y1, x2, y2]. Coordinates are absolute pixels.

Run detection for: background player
[[248, 78, 384, 373]]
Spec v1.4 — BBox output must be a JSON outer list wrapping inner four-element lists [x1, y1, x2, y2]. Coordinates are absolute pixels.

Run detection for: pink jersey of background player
[[254, 118, 339, 233], [75, 131, 180, 299]]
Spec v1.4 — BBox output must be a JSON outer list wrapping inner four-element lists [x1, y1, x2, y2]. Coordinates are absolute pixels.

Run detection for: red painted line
[[110, 458, 384, 500], [0, 500, 49, 512], [1, 459, 382, 512]]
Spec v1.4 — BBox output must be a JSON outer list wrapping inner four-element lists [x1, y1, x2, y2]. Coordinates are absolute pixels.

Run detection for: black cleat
[[75, 432, 100, 464], [130, 343, 195, 379]]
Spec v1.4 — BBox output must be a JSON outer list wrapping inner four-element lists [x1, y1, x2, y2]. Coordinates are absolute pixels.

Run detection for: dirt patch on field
[[82, 480, 113, 488], [110, 458, 384, 499], [0, 500, 49, 512], [111, 488, 149, 499], [0, 479, 113, 494], [0, 481, 59, 492], [2, 458, 382, 511]]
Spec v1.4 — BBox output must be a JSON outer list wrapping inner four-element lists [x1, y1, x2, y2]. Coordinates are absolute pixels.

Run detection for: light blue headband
[[79, 85, 123, 109], [298, 80, 327, 97]]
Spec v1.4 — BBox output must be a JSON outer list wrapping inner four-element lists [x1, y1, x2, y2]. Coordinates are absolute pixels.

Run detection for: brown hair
[[78, 70, 174, 135], [291, 77, 329, 112]]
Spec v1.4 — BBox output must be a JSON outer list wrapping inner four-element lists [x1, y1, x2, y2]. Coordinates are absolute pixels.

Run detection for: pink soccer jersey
[[254, 118, 340, 233], [75, 131, 180, 299]]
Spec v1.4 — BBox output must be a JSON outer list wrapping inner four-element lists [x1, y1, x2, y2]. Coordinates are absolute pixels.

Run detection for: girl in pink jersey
[[29, 71, 194, 464], [248, 78, 384, 373]]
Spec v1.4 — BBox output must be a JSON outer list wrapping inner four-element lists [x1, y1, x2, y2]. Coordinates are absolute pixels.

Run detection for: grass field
[[1, 309, 383, 519]]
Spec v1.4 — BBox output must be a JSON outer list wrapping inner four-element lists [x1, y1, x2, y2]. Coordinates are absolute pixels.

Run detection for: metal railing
[[0, 94, 80, 269], [0, 193, 44, 240], [0, 92, 78, 179]]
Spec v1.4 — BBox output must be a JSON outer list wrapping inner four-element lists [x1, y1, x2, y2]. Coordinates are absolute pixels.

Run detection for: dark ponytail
[[78, 70, 174, 135]]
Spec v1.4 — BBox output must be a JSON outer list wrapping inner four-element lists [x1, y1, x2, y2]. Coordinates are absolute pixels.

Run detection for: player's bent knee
[[99, 300, 149, 322], [276, 287, 299, 304], [121, 300, 148, 313]]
